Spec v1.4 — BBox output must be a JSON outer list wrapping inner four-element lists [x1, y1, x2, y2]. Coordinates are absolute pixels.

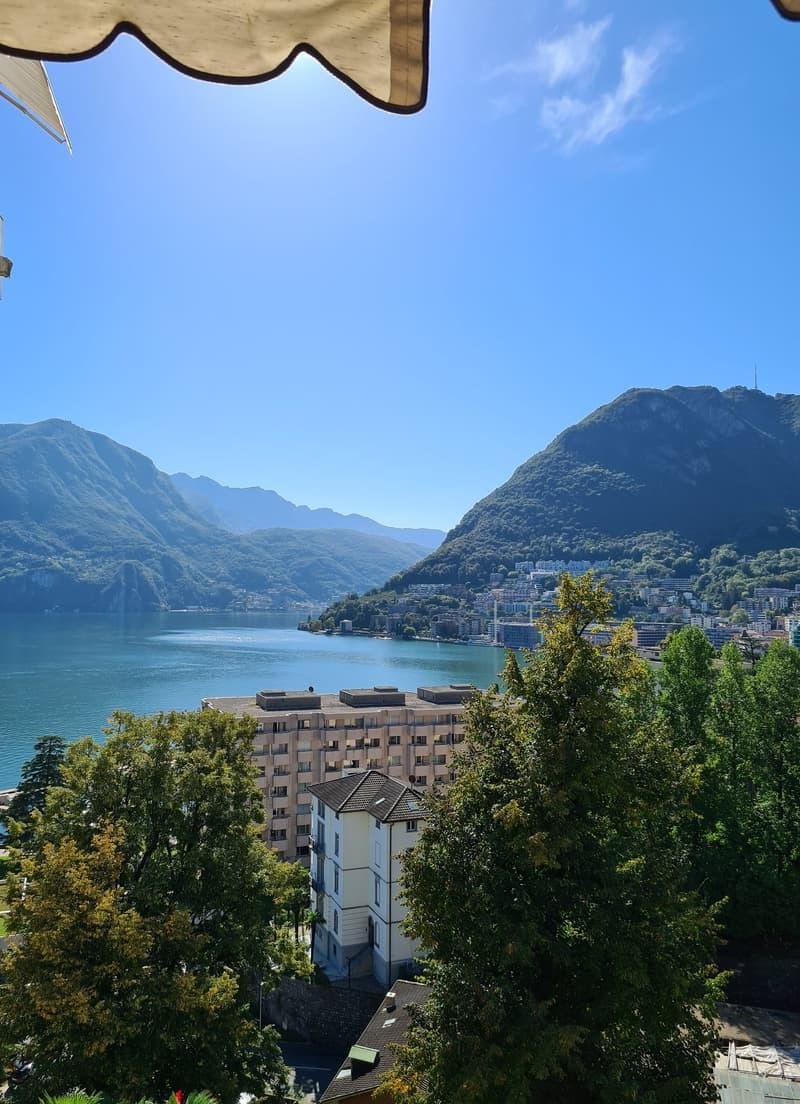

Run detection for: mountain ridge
[[388, 386, 800, 590], [0, 419, 429, 612], [170, 472, 444, 549]]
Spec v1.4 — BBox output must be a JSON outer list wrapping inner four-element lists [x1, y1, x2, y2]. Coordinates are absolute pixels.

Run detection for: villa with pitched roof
[[308, 770, 425, 986]]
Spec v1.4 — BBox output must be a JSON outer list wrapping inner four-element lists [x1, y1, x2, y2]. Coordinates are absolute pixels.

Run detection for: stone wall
[[262, 977, 384, 1050]]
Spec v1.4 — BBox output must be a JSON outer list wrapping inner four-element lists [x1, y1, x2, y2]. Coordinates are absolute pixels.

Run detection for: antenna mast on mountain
[[754, 363, 759, 392]]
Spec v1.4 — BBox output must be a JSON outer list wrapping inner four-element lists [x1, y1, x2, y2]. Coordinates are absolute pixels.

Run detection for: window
[[300, 719, 312, 729], [255, 722, 264, 734], [374, 921, 380, 948], [297, 821, 310, 833], [333, 910, 339, 934], [272, 743, 288, 755], [270, 829, 287, 841], [389, 755, 402, 767], [406, 819, 418, 833], [297, 760, 312, 773], [334, 833, 340, 857], [335, 811, 340, 820], [298, 782, 309, 793], [374, 874, 381, 906], [272, 808, 286, 819], [388, 733, 401, 746], [327, 719, 338, 729], [334, 867, 339, 894], [297, 802, 312, 814], [273, 766, 289, 776], [296, 845, 310, 858], [272, 721, 287, 734], [374, 841, 382, 867]]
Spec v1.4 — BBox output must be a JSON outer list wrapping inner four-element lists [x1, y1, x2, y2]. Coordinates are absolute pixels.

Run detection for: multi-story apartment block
[[308, 770, 425, 986], [201, 684, 475, 862]]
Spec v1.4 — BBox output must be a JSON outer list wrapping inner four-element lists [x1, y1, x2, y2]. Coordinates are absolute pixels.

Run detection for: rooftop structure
[[320, 981, 430, 1102]]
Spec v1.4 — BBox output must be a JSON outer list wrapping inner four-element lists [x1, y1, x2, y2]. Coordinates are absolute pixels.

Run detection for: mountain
[[170, 472, 444, 549], [390, 386, 800, 589], [0, 420, 429, 612]]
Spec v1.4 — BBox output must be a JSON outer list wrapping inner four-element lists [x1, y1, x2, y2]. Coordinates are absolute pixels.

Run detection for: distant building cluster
[[519, 559, 611, 575]]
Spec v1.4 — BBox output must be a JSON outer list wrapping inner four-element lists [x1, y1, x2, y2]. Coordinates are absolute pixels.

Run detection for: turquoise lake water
[[0, 612, 506, 789]]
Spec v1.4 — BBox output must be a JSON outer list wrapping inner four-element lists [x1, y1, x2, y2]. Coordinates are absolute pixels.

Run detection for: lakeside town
[[303, 557, 800, 661]]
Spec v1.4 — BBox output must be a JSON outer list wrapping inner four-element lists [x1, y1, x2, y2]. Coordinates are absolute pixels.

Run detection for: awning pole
[[0, 215, 13, 299]]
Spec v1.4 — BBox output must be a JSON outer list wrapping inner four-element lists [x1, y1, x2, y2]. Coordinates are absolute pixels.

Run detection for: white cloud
[[495, 17, 612, 87], [539, 31, 679, 152]]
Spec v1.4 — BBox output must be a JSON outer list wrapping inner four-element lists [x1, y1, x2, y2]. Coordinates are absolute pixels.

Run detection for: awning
[[0, 1, 431, 114], [774, 0, 800, 17], [0, 55, 69, 146]]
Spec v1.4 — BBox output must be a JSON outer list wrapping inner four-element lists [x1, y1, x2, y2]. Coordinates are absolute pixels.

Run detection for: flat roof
[[202, 689, 473, 717]]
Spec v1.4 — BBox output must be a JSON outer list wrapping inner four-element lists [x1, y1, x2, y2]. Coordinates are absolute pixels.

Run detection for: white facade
[[309, 772, 424, 986]]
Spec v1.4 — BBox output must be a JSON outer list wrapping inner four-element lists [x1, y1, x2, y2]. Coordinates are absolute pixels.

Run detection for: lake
[[0, 612, 506, 789]]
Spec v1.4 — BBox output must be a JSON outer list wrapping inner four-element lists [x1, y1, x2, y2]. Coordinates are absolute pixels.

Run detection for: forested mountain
[[171, 472, 444, 549], [0, 420, 429, 612], [392, 386, 800, 589]]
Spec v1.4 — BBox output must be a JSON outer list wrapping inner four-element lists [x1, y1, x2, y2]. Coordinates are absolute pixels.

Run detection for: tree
[[3, 734, 66, 840], [392, 576, 723, 1104], [659, 627, 716, 756], [273, 859, 311, 942], [0, 709, 310, 1104], [701, 642, 756, 934], [746, 642, 800, 942]]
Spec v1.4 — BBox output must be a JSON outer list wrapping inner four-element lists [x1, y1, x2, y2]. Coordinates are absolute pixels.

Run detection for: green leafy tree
[[391, 576, 723, 1104], [273, 859, 311, 942], [659, 627, 716, 755], [3, 734, 66, 840], [0, 709, 310, 1104], [700, 642, 756, 933], [746, 642, 800, 942]]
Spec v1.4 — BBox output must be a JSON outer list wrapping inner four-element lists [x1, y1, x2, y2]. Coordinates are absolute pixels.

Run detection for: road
[[280, 1041, 344, 1103]]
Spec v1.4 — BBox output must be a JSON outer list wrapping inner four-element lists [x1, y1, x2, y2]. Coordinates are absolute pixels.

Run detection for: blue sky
[[2, 0, 800, 531]]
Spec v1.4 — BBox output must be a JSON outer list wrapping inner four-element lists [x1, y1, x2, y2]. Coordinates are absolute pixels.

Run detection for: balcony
[[345, 738, 365, 750]]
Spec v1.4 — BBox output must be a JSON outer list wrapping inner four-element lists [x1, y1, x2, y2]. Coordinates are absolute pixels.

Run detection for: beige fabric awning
[[774, 0, 800, 16], [0, 55, 69, 145], [0, 1, 430, 113]]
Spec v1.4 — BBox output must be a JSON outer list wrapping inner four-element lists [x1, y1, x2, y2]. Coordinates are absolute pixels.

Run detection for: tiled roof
[[320, 981, 430, 1102], [309, 771, 425, 823], [308, 771, 387, 812]]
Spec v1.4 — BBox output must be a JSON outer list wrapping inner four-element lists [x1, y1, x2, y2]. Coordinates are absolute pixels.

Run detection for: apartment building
[[200, 684, 475, 862], [308, 770, 425, 986]]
